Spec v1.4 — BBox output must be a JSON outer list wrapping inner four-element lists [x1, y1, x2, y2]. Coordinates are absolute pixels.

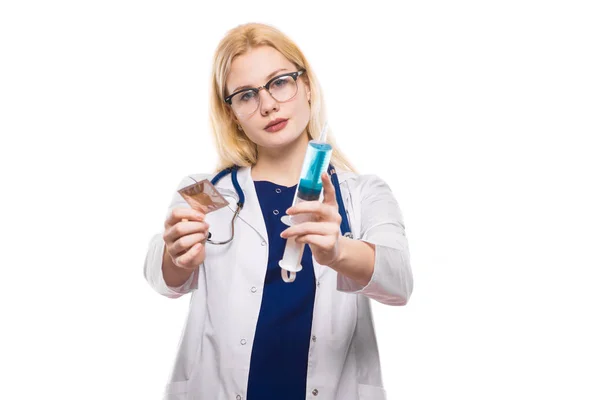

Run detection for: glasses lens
[[231, 90, 259, 116], [269, 75, 298, 102], [229, 75, 299, 116]]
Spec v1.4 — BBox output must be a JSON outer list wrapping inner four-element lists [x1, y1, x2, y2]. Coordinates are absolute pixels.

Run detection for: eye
[[239, 91, 256, 102], [272, 77, 291, 87]]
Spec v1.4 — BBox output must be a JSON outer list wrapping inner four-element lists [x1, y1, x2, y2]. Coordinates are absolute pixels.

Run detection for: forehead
[[226, 46, 295, 93]]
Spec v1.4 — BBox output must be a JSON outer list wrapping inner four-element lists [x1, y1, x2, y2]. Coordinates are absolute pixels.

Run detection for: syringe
[[279, 123, 333, 283]]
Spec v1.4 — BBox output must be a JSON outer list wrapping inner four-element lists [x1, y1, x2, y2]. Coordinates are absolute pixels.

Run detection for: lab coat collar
[[211, 165, 352, 237], [211, 166, 268, 244], [211, 165, 352, 282]]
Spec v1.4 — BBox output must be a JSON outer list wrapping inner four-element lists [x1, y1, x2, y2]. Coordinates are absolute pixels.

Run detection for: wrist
[[329, 235, 350, 270], [328, 237, 375, 287]]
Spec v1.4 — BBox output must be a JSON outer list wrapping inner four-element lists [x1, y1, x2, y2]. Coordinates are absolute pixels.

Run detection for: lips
[[265, 118, 288, 129], [265, 119, 288, 133]]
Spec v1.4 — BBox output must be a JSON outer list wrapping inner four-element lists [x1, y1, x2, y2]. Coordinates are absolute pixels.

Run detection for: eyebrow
[[231, 68, 290, 94]]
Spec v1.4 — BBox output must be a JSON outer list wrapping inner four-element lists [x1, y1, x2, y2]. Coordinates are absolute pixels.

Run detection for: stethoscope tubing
[[206, 164, 352, 244]]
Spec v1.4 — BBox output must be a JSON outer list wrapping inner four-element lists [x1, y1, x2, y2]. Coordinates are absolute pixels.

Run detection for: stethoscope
[[201, 163, 353, 245]]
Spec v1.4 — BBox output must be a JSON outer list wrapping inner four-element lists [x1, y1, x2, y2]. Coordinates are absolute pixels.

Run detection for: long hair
[[208, 22, 357, 174]]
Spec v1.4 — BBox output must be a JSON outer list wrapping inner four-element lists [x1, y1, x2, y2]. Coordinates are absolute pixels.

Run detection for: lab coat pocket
[[358, 383, 387, 400], [164, 380, 188, 399]]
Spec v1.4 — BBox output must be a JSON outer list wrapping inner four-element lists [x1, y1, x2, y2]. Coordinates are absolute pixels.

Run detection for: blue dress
[[246, 180, 317, 399]]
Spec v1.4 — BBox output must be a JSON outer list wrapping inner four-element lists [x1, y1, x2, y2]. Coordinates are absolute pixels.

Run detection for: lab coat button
[[273, 209, 279, 215], [240, 339, 247, 345], [236, 395, 242, 400], [261, 241, 266, 246], [275, 188, 282, 193], [317, 281, 321, 287], [251, 286, 257, 293], [312, 335, 317, 342], [312, 389, 319, 396]]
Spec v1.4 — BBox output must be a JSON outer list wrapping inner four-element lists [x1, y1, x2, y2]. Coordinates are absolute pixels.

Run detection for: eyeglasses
[[224, 70, 306, 117]]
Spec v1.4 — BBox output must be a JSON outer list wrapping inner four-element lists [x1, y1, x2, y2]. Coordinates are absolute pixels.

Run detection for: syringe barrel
[[294, 140, 333, 203], [278, 140, 333, 281]]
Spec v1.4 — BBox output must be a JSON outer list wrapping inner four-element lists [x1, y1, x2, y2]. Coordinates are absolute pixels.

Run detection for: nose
[[258, 88, 279, 116]]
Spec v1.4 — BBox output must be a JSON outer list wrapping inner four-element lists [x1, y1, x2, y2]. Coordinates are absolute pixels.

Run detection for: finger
[[164, 220, 210, 244], [281, 221, 339, 239], [170, 232, 208, 257], [286, 201, 340, 222], [321, 172, 337, 206], [175, 243, 203, 269], [165, 207, 205, 228], [295, 233, 333, 248]]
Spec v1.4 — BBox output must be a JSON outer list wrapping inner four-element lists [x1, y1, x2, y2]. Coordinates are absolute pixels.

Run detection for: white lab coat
[[144, 166, 413, 400]]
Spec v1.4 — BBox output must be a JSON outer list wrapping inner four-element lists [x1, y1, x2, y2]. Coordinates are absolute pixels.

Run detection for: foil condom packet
[[177, 179, 229, 215]]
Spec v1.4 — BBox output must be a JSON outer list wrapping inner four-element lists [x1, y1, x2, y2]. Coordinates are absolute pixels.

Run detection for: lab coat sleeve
[[143, 175, 204, 299], [337, 174, 413, 306]]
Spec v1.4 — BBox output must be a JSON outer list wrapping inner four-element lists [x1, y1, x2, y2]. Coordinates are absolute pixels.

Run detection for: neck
[[251, 130, 310, 186]]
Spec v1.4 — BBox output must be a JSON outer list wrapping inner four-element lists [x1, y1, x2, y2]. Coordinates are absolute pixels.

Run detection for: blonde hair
[[208, 22, 357, 174]]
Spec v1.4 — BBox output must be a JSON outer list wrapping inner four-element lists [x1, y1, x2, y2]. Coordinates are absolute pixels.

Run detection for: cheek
[[291, 97, 311, 122], [243, 116, 265, 135]]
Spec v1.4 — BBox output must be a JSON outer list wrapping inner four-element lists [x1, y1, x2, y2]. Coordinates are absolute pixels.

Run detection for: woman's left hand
[[280, 172, 343, 266]]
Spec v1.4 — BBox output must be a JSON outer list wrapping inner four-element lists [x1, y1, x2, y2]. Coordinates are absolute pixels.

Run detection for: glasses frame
[[224, 69, 306, 115]]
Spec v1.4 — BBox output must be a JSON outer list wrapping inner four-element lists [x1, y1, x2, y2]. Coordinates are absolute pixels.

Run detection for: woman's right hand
[[163, 207, 210, 270]]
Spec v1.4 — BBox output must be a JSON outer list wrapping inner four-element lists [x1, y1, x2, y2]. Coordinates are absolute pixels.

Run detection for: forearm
[[329, 236, 376, 286], [162, 244, 196, 288]]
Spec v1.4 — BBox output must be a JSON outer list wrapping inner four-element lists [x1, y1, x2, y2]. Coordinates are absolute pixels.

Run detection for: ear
[[300, 73, 311, 97]]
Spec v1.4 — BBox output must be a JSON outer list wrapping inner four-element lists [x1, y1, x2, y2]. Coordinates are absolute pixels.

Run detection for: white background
[[1, 1, 599, 399]]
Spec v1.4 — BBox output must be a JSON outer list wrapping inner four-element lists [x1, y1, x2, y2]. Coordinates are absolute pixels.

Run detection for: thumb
[[321, 172, 337, 206]]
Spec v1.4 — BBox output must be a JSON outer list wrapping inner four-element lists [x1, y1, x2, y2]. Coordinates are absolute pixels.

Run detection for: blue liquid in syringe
[[297, 141, 332, 201]]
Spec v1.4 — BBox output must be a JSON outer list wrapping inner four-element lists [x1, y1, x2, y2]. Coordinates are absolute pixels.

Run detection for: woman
[[144, 22, 413, 400]]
